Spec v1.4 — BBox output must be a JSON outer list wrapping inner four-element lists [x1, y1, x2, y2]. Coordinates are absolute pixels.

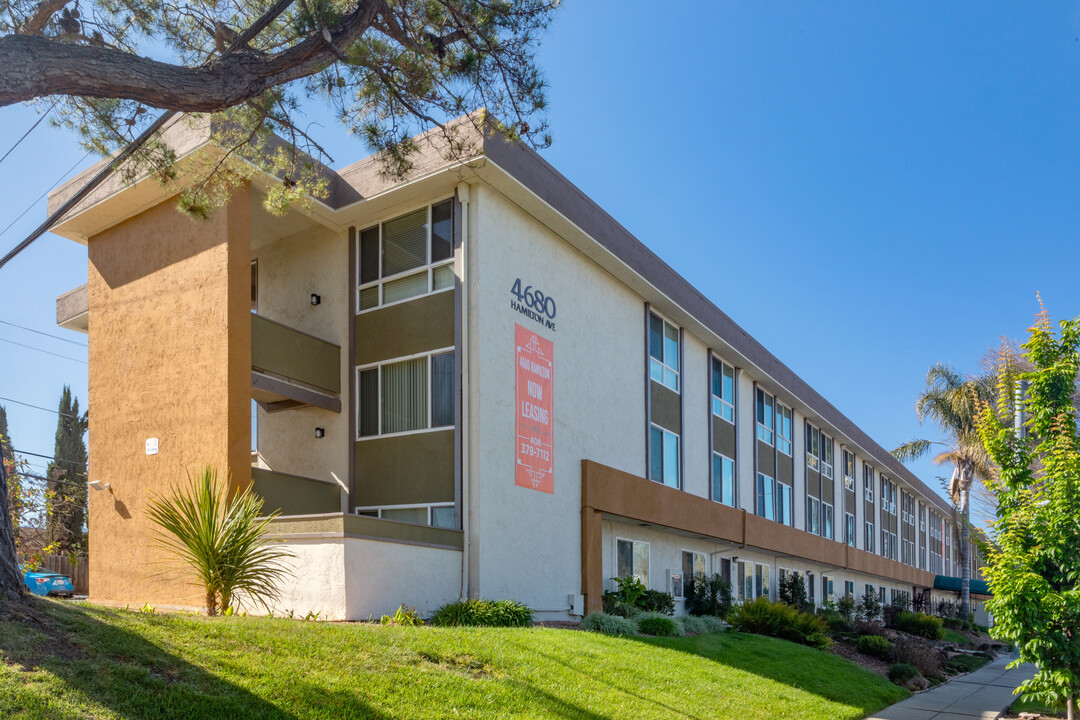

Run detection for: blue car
[[21, 566, 75, 598]]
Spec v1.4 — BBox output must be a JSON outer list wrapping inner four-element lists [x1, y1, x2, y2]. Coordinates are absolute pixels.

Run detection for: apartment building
[[51, 116, 982, 619]]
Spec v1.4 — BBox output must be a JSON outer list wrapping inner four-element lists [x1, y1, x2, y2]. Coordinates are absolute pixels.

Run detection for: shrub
[[638, 589, 675, 616], [893, 611, 944, 640], [888, 663, 919, 685], [636, 612, 682, 637], [677, 615, 726, 635], [837, 595, 856, 621], [429, 598, 533, 627], [825, 614, 852, 634], [729, 597, 830, 649], [856, 634, 894, 662], [602, 576, 646, 618], [893, 635, 945, 679], [380, 604, 422, 627], [145, 466, 292, 616], [946, 653, 992, 674], [580, 611, 637, 636], [853, 618, 885, 637], [857, 592, 882, 621], [685, 572, 732, 619]]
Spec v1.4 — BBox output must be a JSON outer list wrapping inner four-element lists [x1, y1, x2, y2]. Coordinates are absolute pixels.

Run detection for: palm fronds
[[145, 466, 292, 615]]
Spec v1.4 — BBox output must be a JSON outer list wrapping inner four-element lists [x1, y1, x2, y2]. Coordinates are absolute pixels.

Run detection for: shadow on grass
[[0, 598, 390, 720], [623, 630, 908, 718]]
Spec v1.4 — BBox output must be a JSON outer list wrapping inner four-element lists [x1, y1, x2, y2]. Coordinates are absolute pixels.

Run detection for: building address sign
[[510, 278, 556, 331]]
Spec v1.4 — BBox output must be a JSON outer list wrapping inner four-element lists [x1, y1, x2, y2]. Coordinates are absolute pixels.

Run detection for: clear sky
[[1, 1, 1079, 506]]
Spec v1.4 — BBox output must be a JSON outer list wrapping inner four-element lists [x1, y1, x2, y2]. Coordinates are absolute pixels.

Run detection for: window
[[755, 564, 772, 600], [864, 464, 874, 502], [756, 389, 774, 445], [776, 403, 793, 455], [712, 452, 735, 506], [821, 434, 834, 479], [808, 573, 816, 603], [865, 583, 874, 599], [805, 424, 820, 470], [649, 314, 680, 392], [711, 357, 734, 422], [807, 496, 820, 535], [616, 538, 650, 586], [757, 473, 776, 521], [356, 503, 455, 528], [822, 502, 834, 540], [649, 425, 680, 488], [777, 481, 793, 526], [843, 450, 856, 491], [822, 575, 834, 603], [682, 551, 707, 594], [737, 561, 752, 601], [865, 521, 875, 553], [358, 350, 455, 437], [358, 200, 454, 311], [845, 512, 855, 547], [844, 580, 855, 598]]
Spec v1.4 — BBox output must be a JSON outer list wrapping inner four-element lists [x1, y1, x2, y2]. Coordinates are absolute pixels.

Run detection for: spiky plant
[[146, 466, 291, 615]]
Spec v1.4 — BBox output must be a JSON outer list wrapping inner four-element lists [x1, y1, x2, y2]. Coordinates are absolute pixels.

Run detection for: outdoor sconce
[[310, 293, 321, 306], [731, 556, 739, 564], [315, 427, 325, 438], [88, 480, 111, 492]]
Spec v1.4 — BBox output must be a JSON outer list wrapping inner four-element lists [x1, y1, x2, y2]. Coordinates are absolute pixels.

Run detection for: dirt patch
[[829, 640, 891, 679]]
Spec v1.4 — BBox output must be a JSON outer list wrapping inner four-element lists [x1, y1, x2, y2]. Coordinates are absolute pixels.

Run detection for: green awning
[[933, 575, 992, 596]]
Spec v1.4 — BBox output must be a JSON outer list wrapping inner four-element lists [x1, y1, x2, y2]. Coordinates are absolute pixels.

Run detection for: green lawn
[[0, 599, 908, 720]]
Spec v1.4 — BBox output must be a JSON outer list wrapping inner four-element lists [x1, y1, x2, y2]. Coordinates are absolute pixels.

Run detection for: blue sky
[[2, 1, 1079, 504]]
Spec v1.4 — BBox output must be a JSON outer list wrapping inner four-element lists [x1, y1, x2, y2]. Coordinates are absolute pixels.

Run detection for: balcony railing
[[252, 468, 343, 516], [251, 314, 341, 412]]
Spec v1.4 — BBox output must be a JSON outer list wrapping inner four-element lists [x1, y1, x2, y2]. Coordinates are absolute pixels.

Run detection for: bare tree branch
[[14, 0, 70, 35]]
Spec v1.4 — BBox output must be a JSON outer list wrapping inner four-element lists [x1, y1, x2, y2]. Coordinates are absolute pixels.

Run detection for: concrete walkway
[[865, 653, 1037, 720]]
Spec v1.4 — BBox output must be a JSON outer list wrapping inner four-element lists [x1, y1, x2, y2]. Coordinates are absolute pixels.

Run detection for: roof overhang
[[933, 575, 992, 597]]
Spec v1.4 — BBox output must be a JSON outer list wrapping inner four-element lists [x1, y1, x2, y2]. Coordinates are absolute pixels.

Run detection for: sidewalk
[[865, 653, 1037, 720]]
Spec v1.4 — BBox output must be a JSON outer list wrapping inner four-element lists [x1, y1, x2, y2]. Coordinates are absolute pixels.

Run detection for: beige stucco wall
[[251, 217, 349, 494], [86, 188, 251, 607]]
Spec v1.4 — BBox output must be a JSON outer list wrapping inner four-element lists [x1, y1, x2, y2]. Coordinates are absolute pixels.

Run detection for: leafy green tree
[[146, 466, 291, 615], [0, 406, 24, 602], [977, 307, 1080, 719], [892, 363, 994, 621], [45, 386, 88, 554], [0, 0, 557, 215]]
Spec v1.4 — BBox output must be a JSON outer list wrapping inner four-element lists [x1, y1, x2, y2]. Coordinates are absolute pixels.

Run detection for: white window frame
[[354, 502, 456, 528], [756, 388, 775, 445], [821, 433, 834, 479], [754, 563, 772, 601], [865, 521, 875, 553], [822, 501, 834, 540], [843, 450, 856, 491], [649, 312, 680, 393], [649, 423, 681, 488], [757, 473, 776, 521], [615, 537, 651, 586], [807, 496, 821, 535], [679, 549, 708, 598], [712, 451, 736, 507], [777, 480, 793, 526], [864, 464, 874, 503], [356, 199, 456, 314], [711, 355, 735, 423], [776, 403, 793, 456], [845, 511, 855, 547], [356, 347, 455, 440]]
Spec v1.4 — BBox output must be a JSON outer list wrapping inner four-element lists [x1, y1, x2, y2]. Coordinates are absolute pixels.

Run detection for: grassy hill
[[0, 599, 907, 719]]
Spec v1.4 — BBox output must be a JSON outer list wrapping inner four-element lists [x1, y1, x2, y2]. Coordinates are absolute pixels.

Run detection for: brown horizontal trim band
[[583, 460, 936, 587]]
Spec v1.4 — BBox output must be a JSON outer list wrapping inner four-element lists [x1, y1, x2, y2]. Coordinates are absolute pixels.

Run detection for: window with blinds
[[357, 350, 455, 438]]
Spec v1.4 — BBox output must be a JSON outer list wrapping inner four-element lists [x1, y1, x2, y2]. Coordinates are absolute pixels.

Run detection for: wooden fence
[[39, 555, 89, 596]]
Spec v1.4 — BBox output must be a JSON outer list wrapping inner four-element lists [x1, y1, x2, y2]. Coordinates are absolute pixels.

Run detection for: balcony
[[250, 314, 341, 413], [252, 467, 344, 516], [56, 284, 89, 334]]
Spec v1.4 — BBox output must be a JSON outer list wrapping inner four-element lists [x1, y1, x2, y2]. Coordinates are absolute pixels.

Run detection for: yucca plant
[[146, 466, 291, 616]]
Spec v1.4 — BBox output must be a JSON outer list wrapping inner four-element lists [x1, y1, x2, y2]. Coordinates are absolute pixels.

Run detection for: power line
[[0, 336, 88, 364], [0, 320, 87, 347], [0, 0, 297, 272], [12, 448, 86, 468], [0, 150, 92, 242], [0, 396, 79, 418], [0, 99, 60, 169]]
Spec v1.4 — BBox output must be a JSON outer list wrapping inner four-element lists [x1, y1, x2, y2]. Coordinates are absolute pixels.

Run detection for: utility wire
[[0, 396, 79, 418], [0, 0, 298, 271], [0, 99, 60, 169], [0, 320, 87, 347], [0, 337, 87, 364], [0, 151, 92, 242], [12, 448, 86, 468]]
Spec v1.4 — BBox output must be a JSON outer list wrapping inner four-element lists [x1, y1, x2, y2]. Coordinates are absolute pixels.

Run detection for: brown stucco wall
[[86, 188, 251, 607]]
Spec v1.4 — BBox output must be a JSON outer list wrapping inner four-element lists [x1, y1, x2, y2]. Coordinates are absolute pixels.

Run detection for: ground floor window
[[755, 564, 771, 600], [680, 550, 707, 598], [821, 574, 834, 603], [616, 538, 650, 586], [844, 580, 854, 598], [864, 583, 874, 599], [356, 503, 456, 528]]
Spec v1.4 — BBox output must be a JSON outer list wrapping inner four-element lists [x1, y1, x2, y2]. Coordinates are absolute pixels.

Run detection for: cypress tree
[[45, 387, 88, 553]]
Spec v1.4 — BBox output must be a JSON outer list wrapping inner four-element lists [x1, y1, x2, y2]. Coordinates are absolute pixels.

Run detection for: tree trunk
[[1068, 691, 1075, 720], [0, 449, 26, 605], [960, 481, 971, 622]]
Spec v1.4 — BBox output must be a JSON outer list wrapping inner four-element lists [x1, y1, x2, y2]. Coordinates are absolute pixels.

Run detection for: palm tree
[[892, 363, 993, 621]]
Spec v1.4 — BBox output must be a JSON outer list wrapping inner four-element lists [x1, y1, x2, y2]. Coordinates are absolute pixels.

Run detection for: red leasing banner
[[515, 324, 554, 494]]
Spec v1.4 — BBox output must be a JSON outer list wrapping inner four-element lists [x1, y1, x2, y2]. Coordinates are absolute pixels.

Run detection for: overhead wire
[[0, 337, 87, 364], [0, 98, 60, 169], [0, 320, 87, 347], [0, 150, 92, 242], [12, 448, 86, 468], [0, 395, 80, 418]]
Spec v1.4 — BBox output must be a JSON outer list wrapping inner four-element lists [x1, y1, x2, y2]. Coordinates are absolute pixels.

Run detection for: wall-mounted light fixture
[[731, 556, 739, 564], [88, 480, 111, 492], [315, 427, 325, 438], [310, 293, 321, 306]]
